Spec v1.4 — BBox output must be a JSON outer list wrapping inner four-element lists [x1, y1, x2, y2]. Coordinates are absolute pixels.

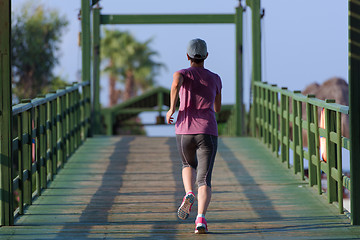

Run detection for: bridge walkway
[[0, 136, 359, 239]]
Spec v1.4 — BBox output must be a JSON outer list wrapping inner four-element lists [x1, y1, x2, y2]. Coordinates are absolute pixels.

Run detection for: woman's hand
[[166, 109, 175, 124]]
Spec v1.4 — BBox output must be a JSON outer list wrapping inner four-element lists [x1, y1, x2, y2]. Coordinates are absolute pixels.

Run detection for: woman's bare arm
[[166, 72, 184, 124], [214, 92, 221, 112]]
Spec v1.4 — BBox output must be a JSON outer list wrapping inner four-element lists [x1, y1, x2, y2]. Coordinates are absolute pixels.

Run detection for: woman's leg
[[197, 185, 211, 215], [194, 135, 217, 216], [176, 134, 197, 192], [182, 166, 196, 194], [176, 134, 198, 220]]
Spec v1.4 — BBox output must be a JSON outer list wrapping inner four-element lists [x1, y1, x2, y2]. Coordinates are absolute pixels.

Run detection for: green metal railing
[[252, 81, 350, 216], [8, 82, 90, 221]]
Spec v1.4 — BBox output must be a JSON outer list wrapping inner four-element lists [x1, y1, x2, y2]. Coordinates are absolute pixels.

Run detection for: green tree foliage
[[101, 29, 165, 106], [11, 2, 68, 100]]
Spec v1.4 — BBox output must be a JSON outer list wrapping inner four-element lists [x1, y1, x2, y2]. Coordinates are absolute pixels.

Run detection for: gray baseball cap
[[187, 38, 207, 59]]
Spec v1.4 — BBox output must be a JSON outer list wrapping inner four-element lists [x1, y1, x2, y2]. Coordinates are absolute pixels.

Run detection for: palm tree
[[100, 29, 123, 106], [101, 29, 164, 105]]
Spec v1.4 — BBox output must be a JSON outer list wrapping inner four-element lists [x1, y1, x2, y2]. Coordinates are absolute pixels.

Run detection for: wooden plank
[[0, 137, 360, 239]]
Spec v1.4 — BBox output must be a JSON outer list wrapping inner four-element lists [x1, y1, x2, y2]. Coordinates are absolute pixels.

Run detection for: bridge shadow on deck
[[53, 136, 186, 239], [1, 136, 360, 239], [140, 137, 184, 239], [55, 136, 134, 239], [208, 137, 358, 238], [218, 138, 282, 221]]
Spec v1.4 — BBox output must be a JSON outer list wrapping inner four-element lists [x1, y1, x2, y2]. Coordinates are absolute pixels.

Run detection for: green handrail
[[9, 82, 91, 221], [252, 81, 350, 217]]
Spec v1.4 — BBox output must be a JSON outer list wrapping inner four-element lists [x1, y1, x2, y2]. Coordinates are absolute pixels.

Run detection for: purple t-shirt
[[175, 67, 222, 136]]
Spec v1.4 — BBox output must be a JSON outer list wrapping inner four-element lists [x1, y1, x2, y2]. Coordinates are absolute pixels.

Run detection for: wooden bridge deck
[[1, 136, 359, 239]]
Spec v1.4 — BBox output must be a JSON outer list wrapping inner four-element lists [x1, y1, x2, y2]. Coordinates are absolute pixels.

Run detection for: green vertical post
[[86, 84, 92, 137], [313, 105, 322, 195], [39, 101, 47, 189], [93, 7, 101, 134], [0, 0, 13, 226], [69, 89, 75, 155], [21, 101, 32, 207], [280, 88, 287, 163], [46, 100, 53, 181], [336, 111, 343, 214], [158, 92, 164, 113], [254, 84, 259, 139], [65, 90, 70, 157], [235, 2, 244, 136], [81, 0, 92, 136], [297, 100, 304, 180], [17, 114, 23, 215], [325, 101, 337, 204], [156, 92, 164, 124], [51, 98, 57, 174], [271, 84, 277, 153], [78, 89, 82, 144], [261, 87, 266, 143], [250, 0, 262, 83], [72, 88, 78, 150], [61, 92, 67, 162], [254, 85, 259, 137], [255, 85, 260, 138], [105, 112, 113, 136], [264, 87, 269, 146], [247, 0, 262, 136], [34, 105, 41, 196], [292, 92, 301, 174], [292, 97, 297, 173], [285, 94, 290, 169], [76, 89, 81, 148], [306, 95, 317, 187], [274, 89, 279, 157], [80, 86, 85, 141], [247, 0, 262, 82], [349, 0, 360, 225], [56, 93, 64, 168]]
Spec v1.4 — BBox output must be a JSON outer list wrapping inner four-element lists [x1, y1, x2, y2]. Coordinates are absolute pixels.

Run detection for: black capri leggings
[[176, 134, 218, 188]]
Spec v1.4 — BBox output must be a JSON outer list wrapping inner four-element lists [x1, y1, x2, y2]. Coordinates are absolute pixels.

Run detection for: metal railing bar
[[12, 176, 19, 192], [331, 167, 341, 182], [23, 169, 29, 182], [12, 103, 33, 116], [320, 161, 328, 175], [12, 82, 90, 116], [31, 162, 37, 175], [253, 81, 349, 113], [329, 132, 339, 144], [344, 176, 351, 191], [6, 80, 92, 224], [12, 138, 19, 151], [252, 80, 351, 215], [343, 138, 351, 150]]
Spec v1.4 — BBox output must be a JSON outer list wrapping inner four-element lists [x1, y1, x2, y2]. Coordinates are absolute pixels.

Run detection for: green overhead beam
[[100, 14, 235, 25]]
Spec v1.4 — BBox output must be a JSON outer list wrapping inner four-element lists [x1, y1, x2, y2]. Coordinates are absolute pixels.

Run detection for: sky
[[11, 0, 349, 137]]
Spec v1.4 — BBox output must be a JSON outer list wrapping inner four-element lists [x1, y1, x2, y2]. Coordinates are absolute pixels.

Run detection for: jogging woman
[[166, 38, 222, 234]]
